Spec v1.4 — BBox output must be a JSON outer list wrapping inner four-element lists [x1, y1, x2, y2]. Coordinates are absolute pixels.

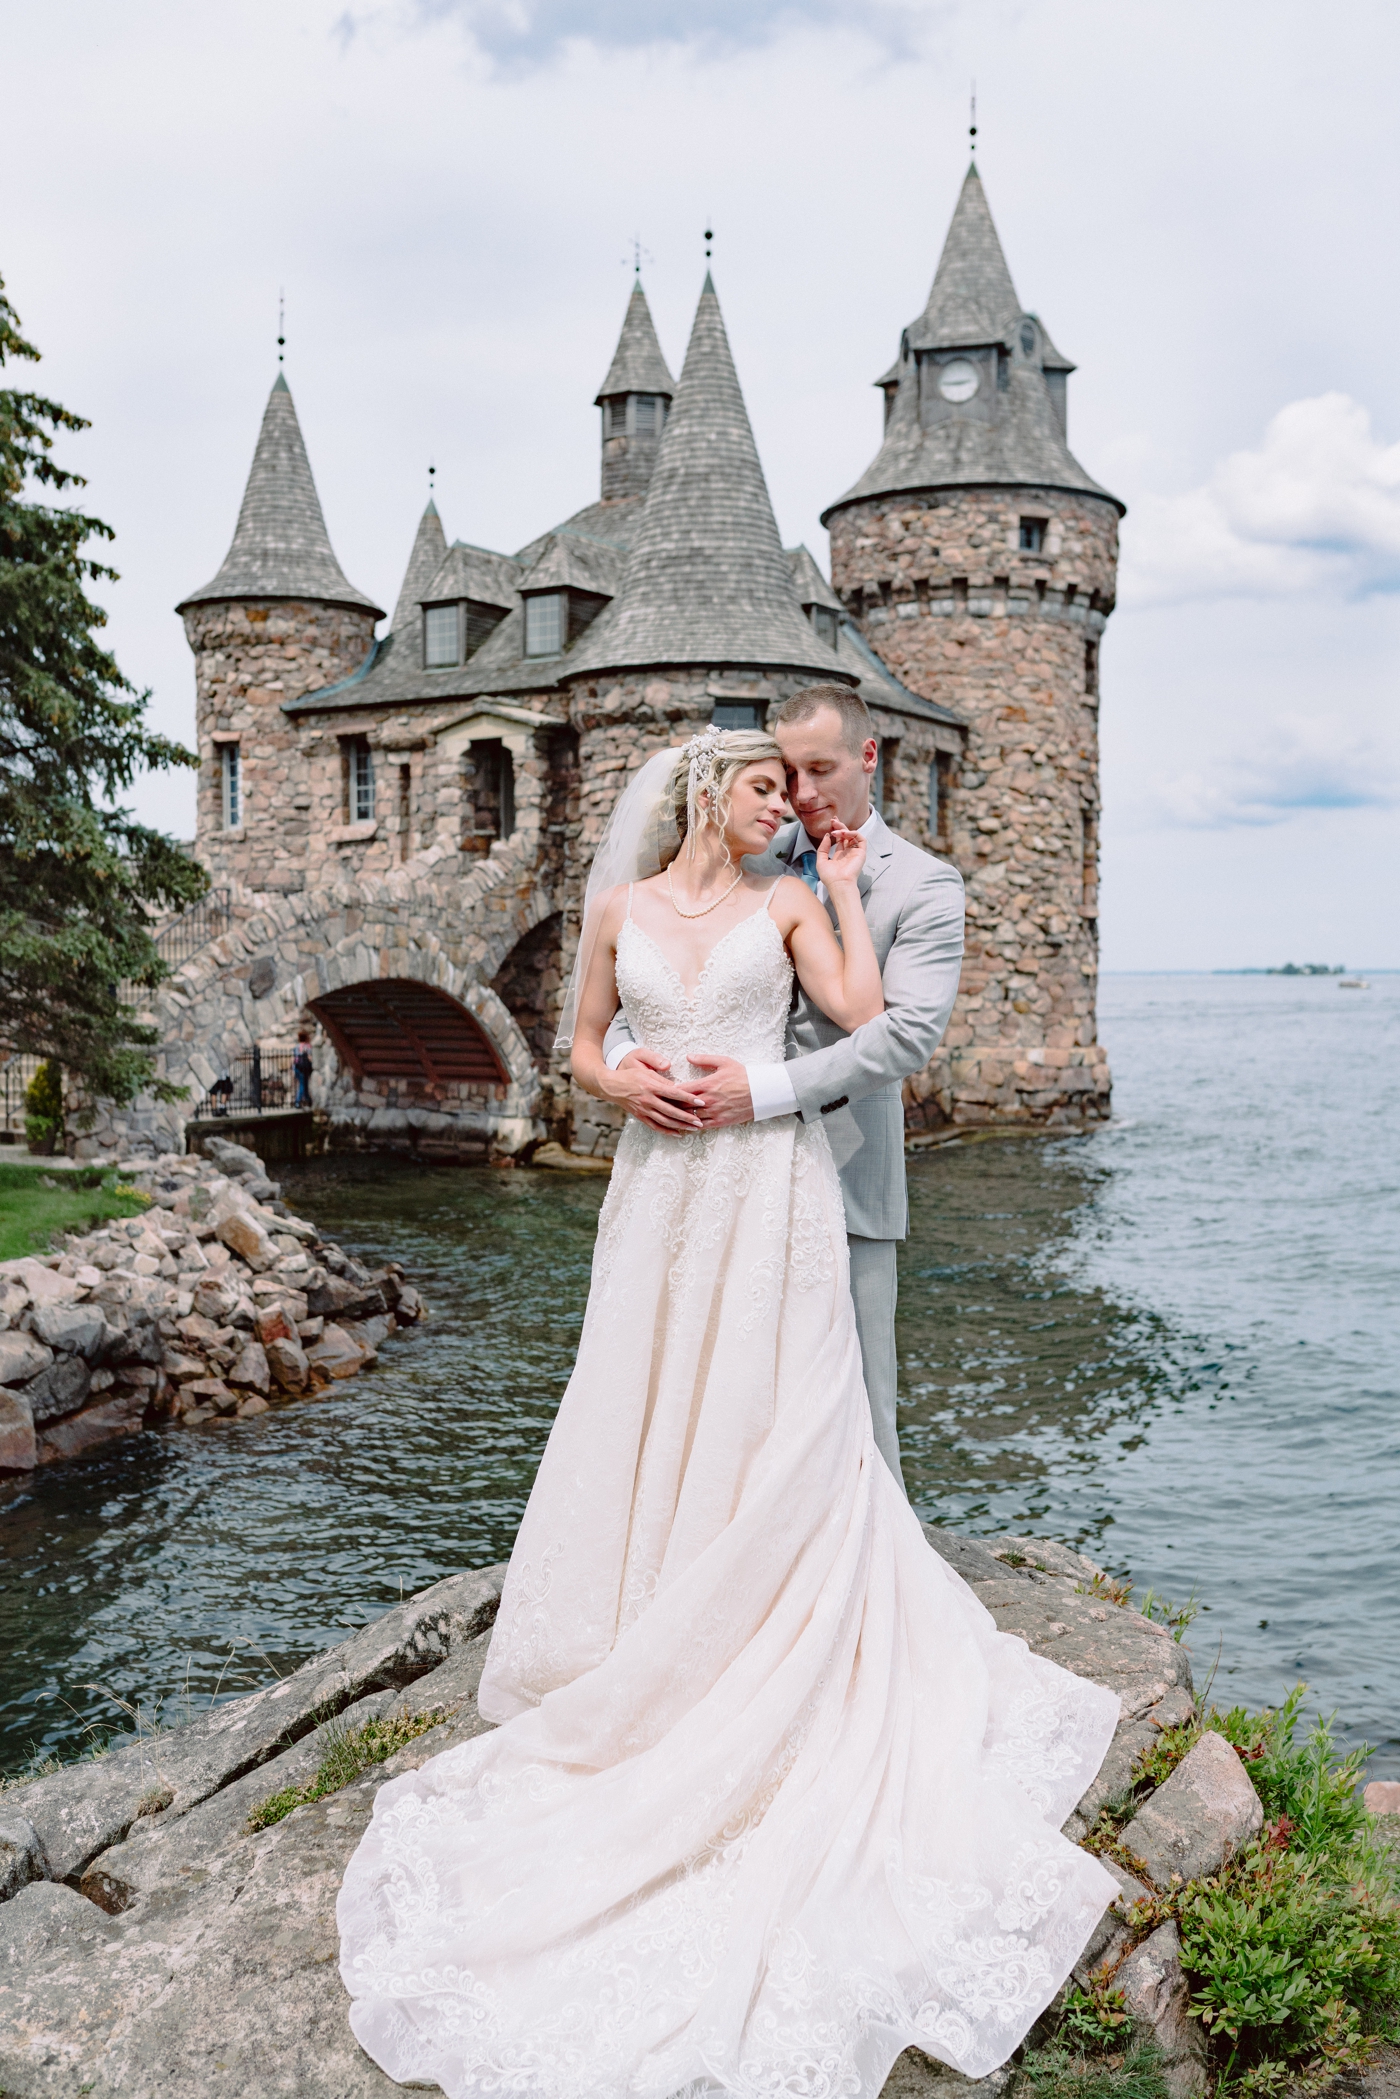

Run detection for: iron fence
[[195, 1046, 309, 1119], [119, 889, 232, 1006]]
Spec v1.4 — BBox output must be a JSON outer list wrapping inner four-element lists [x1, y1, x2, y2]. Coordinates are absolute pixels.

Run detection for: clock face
[[938, 358, 979, 403]]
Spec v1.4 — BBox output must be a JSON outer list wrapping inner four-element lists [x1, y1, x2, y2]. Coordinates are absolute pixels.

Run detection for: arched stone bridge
[[87, 839, 572, 1163]]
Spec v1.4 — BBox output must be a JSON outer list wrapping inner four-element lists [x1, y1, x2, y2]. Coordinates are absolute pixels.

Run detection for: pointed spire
[[569, 277, 845, 677], [823, 166, 1122, 522], [178, 375, 383, 615], [594, 280, 676, 404], [390, 499, 448, 631], [907, 163, 1021, 352]]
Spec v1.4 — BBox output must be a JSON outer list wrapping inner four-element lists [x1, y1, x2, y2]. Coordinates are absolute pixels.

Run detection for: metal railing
[[0, 1054, 44, 1139], [119, 888, 232, 1006], [195, 1046, 310, 1119]]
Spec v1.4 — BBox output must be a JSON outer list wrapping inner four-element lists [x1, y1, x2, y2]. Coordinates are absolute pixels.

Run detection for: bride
[[338, 728, 1120, 2097]]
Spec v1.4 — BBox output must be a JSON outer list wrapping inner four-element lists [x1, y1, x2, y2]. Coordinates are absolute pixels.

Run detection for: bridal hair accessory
[[554, 727, 782, 1048]]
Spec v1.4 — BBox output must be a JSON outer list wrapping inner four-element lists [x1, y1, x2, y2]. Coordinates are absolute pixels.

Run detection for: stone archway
[[311, 979, 510, 1088]]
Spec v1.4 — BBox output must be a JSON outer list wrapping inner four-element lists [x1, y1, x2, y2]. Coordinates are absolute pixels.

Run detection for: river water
[[3, 973, 1396, 1778]]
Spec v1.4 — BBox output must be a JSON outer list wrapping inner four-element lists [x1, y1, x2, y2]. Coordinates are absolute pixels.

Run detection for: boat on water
[[1339, 977, 1371, 989]]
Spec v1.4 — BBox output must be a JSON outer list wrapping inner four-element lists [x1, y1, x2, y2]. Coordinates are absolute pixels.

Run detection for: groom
[[600, 684, 966, 1492]]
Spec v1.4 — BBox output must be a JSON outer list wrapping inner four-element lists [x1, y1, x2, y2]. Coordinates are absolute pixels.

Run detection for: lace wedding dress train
[[338, 891, 1120, 2097]]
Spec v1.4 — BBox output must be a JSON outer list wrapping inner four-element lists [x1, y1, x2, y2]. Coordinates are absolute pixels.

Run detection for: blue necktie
[[797, 849, 821, 894]]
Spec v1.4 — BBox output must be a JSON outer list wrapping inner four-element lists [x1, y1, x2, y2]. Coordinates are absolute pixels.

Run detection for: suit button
[[819, 1097, 849, 1114]]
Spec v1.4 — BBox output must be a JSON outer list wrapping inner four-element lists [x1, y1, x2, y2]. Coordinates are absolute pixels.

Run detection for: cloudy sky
[[6, 0, 1398, 969]]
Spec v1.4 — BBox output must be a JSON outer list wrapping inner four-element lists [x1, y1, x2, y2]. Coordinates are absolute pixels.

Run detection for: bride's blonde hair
[[662, 727, 783, 867]]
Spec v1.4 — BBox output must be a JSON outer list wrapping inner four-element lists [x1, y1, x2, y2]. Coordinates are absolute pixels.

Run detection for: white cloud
[[1147, 714, 1400, 829], [1121, 394, 1400, 607], [407, 0, 924, 64]]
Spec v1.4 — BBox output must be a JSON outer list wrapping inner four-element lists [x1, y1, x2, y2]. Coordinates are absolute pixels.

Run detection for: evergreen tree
[[0, 274, 205, 1110]]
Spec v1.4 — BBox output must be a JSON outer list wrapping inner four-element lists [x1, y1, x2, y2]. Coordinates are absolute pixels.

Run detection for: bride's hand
[[816, 822, 867, 888]]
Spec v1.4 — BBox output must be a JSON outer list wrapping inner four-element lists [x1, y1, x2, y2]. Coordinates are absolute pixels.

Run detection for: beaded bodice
[[614, 902, 792, 1082]]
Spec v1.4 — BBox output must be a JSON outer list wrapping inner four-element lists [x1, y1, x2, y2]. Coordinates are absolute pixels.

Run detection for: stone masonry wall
[[184, 599, 379, 894], [829, 486, 1118, 1128]]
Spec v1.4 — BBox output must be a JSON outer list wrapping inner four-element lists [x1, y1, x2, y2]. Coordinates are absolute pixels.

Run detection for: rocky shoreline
[[0, 1138, 424, 1477], [0, 1525, 1330, 2099]]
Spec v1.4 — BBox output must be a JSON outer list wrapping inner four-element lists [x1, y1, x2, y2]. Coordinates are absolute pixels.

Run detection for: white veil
[[554, 745, 684, 1051]]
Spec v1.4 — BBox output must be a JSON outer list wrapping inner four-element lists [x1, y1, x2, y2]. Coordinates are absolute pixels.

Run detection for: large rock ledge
[[0, 1531, 1221, 2097]]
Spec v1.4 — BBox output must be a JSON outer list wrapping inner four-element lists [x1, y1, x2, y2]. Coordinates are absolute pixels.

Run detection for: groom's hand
[[604, 1049, 705, 1134], [688, 1052, 755, 1128]]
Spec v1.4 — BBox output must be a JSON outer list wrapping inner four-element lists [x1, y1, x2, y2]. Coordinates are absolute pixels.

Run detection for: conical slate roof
[[390, 499, 447, 630], [595, 280, 676, 404], [570, 275, 846, 678], [907, 163, 1021, 352], [178, 374, 384, 614], [824, 166, 1122, 520]]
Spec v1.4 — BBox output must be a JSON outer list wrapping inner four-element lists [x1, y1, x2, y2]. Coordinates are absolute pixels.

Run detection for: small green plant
[[23, 1059, 64, 1153], [247, 1706, 446, 1831], [1135, 1587, 1200, 1641], [1061, 1975, 1134, 2050], [1017, 2036, 1170, 2099], [1078, 1570, 1135, 1608]]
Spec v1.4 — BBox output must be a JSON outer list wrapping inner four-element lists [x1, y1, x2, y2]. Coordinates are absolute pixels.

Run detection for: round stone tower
[[177, 373, 384, 896], [823, 165, 1122, 1128]]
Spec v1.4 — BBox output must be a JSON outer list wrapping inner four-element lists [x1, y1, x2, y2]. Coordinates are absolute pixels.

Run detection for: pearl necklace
[[666, 864, 744, 919]]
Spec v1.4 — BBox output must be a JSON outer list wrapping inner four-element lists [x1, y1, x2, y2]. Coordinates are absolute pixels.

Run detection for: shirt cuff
[[747, 1061, 799, 1122], [603, 1039, 635, 1071]]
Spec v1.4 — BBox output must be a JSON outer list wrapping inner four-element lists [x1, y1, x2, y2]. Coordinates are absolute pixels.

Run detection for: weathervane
[[969, 82, 977, 154], [277, 288, 285, 365], [621, 234, 653, 277]]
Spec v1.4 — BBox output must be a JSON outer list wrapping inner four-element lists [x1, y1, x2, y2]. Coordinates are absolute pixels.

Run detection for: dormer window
[[810, 606, 840, 649], [523, 588, 609, 658], [424, 602, 460, 668], [525, 593, 565, 657]]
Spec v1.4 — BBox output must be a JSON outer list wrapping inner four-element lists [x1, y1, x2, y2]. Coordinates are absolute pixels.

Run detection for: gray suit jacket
[[602, 813, 965, 1242]]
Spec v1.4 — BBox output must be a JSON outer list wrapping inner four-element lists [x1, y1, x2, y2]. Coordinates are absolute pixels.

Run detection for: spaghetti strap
[[763, 877, 784, 916]]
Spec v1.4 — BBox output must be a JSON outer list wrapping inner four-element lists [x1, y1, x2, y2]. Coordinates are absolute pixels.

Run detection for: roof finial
[[428, 462, 436, 495], [277, 287, 285, 365], [621, 233, 652, 278], [704, 223, 713, 259], [969, 81, 977, 155]]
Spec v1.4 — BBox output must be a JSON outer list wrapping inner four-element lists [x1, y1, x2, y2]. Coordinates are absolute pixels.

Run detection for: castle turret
[[823, 165, 1121, 1129], [594, 280, 676, 502], [390, 498, 448, 633], [178, 373, 383, 894]]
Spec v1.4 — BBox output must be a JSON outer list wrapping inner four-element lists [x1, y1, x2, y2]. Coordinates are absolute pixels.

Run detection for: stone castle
[[107, 163, 1121, 1161]]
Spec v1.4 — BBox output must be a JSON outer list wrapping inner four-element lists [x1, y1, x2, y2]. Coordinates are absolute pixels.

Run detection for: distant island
[[1215, 963, 1347, 976]]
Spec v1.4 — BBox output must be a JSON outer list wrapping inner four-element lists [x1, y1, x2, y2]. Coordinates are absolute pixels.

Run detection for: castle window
[[220, 743, 241, 830], [424, 602, 460, 668], [634, 394, 659, 436], [710, 702, 763, 731], [809, 606, 839, 649], [1085, 639, 1100, 697], [607, 398, 627, 436], [1019, 517, 1046, 553], [524, 593, 565, 656], [347, 737, 374, 823]]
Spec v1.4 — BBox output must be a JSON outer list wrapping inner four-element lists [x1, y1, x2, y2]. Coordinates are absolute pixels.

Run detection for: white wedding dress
[[338, 887, 1120, 2097]]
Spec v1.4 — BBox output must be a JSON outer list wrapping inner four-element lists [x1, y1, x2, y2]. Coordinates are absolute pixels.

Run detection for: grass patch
[[247, 1706, 446, 1831], [1018, 2038, 1171, 2099], [0, 1158, 149, 1260]]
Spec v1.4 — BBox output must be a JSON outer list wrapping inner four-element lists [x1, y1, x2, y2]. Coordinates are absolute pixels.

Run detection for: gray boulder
[[1121, 1728, 1263, 1887], [0, 1816, 43, 1903], [6, 1565, 506, 1885], [28, 1302, 106, 1360], [23, 1353, 92, 1426], [1116, 1921, 1208, 2097], [0, 1333, 51, 1387], [0, 1389, 36, 1472]]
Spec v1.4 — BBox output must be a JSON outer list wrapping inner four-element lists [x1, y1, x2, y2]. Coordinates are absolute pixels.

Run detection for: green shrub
[[1018, 2037, 1170, 2099], [23, 1058, 64, 1151]]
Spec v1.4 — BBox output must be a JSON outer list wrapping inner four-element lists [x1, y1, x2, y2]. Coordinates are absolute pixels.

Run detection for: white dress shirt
[[606, 808, 876, 1123]]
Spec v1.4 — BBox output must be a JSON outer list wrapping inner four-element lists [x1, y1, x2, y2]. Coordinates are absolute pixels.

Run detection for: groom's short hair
[[775, 684, 875, 756]]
